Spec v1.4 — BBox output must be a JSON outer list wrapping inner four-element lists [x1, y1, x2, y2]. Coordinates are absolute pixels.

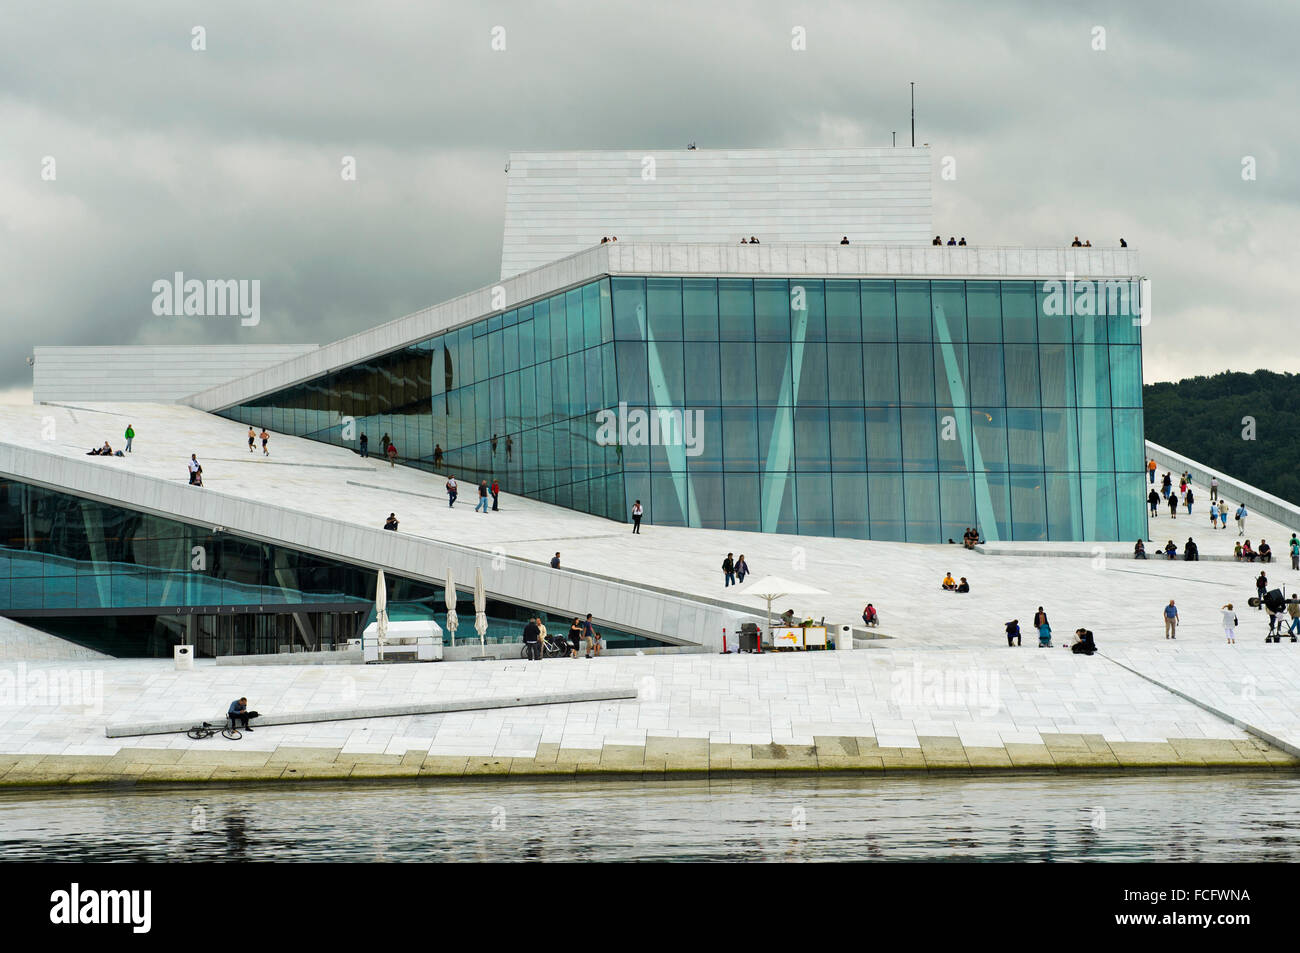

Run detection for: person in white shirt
[[1222, 603, 1237, 644], [445, 476, 458, 507], [187, 454, 202, 485], [631, 500, 643, 534]]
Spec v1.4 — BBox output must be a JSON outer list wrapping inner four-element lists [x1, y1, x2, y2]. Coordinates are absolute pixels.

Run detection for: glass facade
[[0, 479, 653, 657], [219, 276, 1145, 542]]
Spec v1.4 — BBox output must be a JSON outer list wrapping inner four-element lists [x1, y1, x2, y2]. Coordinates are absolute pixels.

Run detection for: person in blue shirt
[[1005, 620, 1021, 647], [1163, 600, 1179, 639], [228, 697, 253, 731]]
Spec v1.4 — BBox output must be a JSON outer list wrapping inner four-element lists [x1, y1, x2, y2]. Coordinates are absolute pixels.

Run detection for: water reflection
[[1, 772, 1298, 862]]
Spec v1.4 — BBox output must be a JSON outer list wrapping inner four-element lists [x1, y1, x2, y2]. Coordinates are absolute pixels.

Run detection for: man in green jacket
[[124, 424, 135, 453]]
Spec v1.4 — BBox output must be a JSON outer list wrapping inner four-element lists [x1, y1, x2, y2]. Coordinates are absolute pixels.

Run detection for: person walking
[[1291, 535, 1300, 571], [631, 500, 643, 534], [385, 439, 398, 467], [1148, 488, 1160, 517], [1210, 475, 1219, 502], [475, 479, 490, 513], [1163, 599, 1179, 639], [187, 453, 202, 485], [1209, 501, 1219, 530], [735, 554, 751, 584], [583, 613, 602, 658], [359, 433, 369, 458], [1033, 607, 1052, 647], [1168, 493, 1178, 518], [445, 475, 458, 507], [491, 478, 500, 511], [248, 427, 257, 453], [1148, 458, 1157, 484], [522, 617, 541, 661], [722, 552, 736, 587], [1236, 504, 1248, 535], [124, 423, 135, 453], [1288, 596, 1300, 638], [1222, 604, 1238, 644], [1184, 487, 1194, 514], [1256, 570, 1268, 608], [260, 428, 270, 456]]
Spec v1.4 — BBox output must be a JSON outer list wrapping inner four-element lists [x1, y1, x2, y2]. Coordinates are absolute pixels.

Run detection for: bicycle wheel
[[520, 643, 530, 659], [221, 727, 242, 740], [185, 727, 211, 740]]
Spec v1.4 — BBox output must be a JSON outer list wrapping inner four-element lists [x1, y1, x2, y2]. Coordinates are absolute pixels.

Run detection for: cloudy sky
[[1, 0, 1294, 398]]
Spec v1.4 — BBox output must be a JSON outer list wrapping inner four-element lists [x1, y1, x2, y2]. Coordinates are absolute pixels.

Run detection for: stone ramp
[[0, 617, 109, 661], [105, 688, 638, 737]]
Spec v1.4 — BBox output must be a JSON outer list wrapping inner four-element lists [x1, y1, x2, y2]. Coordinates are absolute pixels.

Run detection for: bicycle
[[520, 637, 568, 659], [186, 718, 243, 741]]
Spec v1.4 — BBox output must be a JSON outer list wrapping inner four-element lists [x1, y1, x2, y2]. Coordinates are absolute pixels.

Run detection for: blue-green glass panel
[[895, 281, 932, 341], [829, 406, 866, 471], [647, 278, 683, 341], [582, 282, 602, 349], [1045, 473, 1082, 541], [901, 408, 938, 471], [721, 406, 759, 470], [968, 344, 1005, 406], [719, 342, 757, 407], [724, 474, 760, 532], [966, 282, 1002, 342], [897, 343, 934, 406], [684, 343, 721, 405], [718, 279, 754, 340], [864, 343, 900, 404], [867, 473, 905, 541], [754, 279, 789, 341], [795, 343, 828, 405], [796, 473, 833, 536], [683, 278, 719, 341], [931, 280, 967, 344], [1001, 282, 1037, 343], [1007, 409, 1044, 472], [865, 407, 903, 470], [903, 473, 940, 542], [755, 344, 792, 406], [831, 473, 869, 538], [1109, 345, 1142, 407], [827, 341, 864, 406], [793, 407, 831, 469], [1010, 472, 1047, 540], [861, 280, 897, 341], [826, 280, 861, 341]]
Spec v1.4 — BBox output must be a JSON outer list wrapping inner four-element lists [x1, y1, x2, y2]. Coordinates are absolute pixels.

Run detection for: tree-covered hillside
[[1144, 370, 1300, 506]]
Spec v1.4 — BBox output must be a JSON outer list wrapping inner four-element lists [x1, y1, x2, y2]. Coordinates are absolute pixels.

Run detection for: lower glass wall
[[0, 479, 662, 657]]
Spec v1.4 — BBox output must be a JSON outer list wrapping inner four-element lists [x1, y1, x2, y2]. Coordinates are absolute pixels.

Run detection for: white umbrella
[[733, 574, 829, 640], [474, 566, 488, 652], [444, 568, 459, 647], [374, 569, 389, 655]]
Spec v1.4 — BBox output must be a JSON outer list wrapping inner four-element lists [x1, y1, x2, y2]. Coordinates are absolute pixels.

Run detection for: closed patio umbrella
[[374, 569, 389, 656], [444, 568, 459, 647], [474, 566, 488, 653]]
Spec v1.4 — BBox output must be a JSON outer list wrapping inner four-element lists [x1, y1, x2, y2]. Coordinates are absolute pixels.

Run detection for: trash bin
[[173, 644, 195, 671], [836, 624, 854, 650]]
